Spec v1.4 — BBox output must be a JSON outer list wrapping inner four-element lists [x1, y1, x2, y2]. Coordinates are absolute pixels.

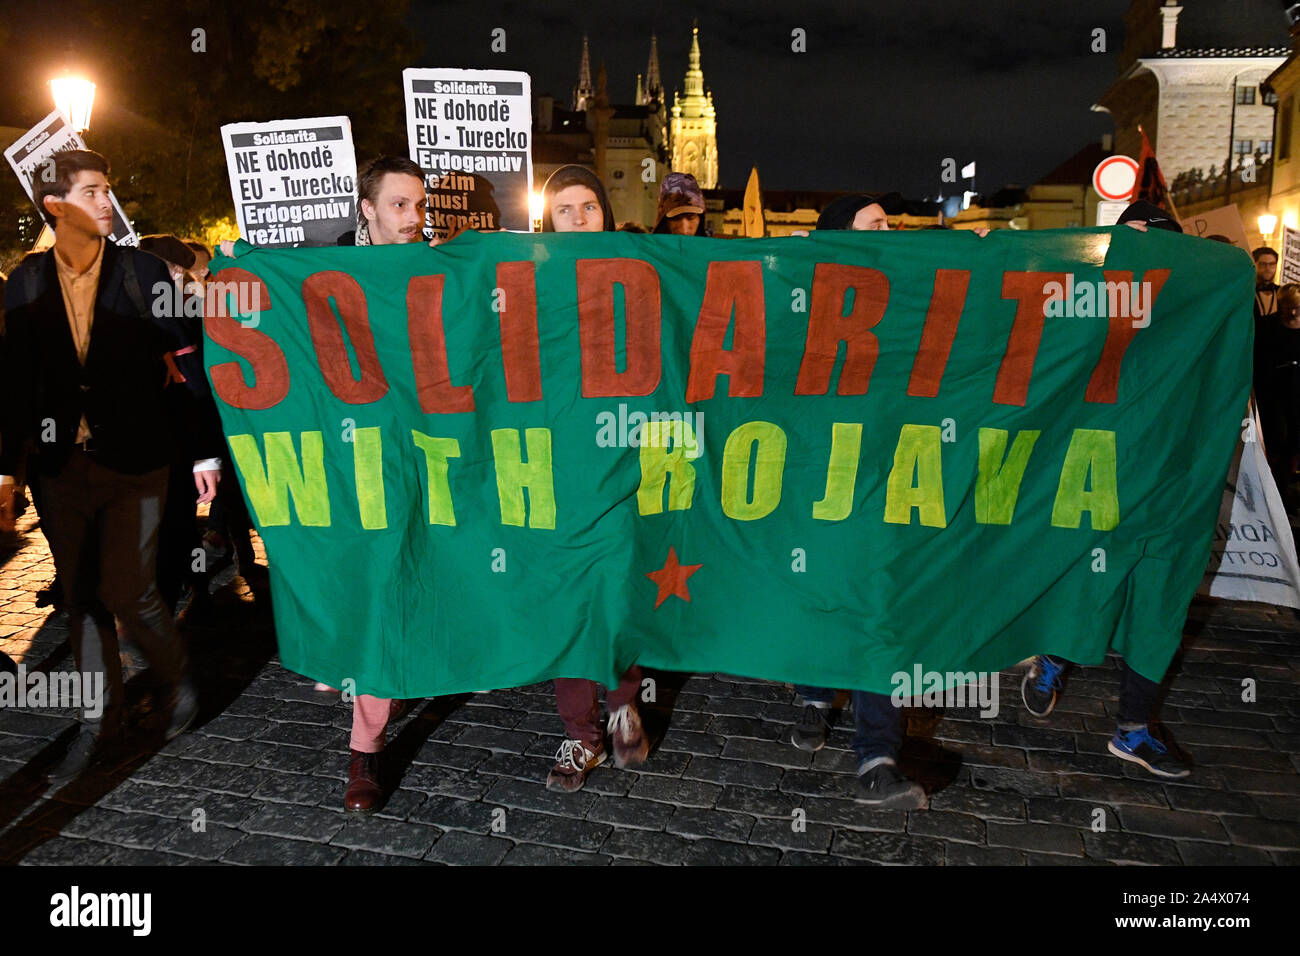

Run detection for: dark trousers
[[554, 666, 643, 751], [40, 452, 189, 736], [794, 684, 902, 764], [157, 460, 205, 613], [1042, 655, 1160, 726]]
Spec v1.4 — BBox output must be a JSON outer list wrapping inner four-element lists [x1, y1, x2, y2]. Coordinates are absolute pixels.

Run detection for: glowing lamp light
[[51, 75, 96, 134], [530, 190, 545, 231], [1258, 213, 1278, 240]]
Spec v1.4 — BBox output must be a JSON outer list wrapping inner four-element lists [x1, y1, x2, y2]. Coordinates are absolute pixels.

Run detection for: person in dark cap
[[815, 192, 905, 232], [787, 186, 928, 811], [1114, 199, 1183, 234], [653, 171, 711, 236], [1020, 197, 1195, 779]]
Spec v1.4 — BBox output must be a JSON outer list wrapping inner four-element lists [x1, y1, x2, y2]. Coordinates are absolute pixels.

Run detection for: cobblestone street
[[2, 510, 1298, 866]]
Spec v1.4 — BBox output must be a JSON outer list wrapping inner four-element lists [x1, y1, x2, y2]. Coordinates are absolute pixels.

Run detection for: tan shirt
[[53, 239, 105, 443]]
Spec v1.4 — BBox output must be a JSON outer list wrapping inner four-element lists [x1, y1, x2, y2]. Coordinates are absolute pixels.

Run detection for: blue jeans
[[794, 684, 902, 764]]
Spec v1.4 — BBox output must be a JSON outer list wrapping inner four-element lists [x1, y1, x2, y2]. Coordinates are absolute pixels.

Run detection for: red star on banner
[[646, 547, 703, 609]]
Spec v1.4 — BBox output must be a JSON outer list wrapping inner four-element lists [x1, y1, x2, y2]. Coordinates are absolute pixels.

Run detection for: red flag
[[1131, 125, 1179, 219]]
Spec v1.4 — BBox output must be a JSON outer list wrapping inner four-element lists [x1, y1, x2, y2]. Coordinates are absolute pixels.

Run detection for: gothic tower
[[670, 25, 718, 188], [573, 34, 593, 111]]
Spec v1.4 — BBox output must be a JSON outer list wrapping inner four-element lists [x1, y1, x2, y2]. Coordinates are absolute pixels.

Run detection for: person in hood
[[541, 164, 616, 234], [539, 164, 650, 792], [653, 171, 710, 236]]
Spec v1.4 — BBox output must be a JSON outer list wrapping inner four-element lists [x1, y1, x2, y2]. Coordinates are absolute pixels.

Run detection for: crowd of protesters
[[0, 146, 1281, 817]]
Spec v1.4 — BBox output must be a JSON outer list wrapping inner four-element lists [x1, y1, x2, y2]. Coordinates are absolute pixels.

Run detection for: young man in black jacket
[[0, 150, 222, 783]]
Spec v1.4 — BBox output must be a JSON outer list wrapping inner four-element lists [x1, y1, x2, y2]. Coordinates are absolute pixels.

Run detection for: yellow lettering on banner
[[228, 431, 331, 527], [721, 421, 787, 520], [411, 430, 461, 526], [884, 424, 946, 527], [491, 427, 556, 529]]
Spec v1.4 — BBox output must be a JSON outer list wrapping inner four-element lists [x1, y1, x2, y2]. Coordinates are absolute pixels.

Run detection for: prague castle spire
[[574, 34, 593, 111], [643, 32, 663, 106], [670, 23, 718, 188]]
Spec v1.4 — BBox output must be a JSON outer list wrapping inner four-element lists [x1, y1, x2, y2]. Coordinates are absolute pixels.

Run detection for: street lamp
[[50, 75, 96, 134], [1259, 212, 1278, 247]]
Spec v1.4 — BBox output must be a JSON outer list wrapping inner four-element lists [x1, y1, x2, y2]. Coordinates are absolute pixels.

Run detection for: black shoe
[[790, 702, 832, 752], [47, 726, 119, 786], [164, 681, 199, 740], [853, 759, 928, 809]]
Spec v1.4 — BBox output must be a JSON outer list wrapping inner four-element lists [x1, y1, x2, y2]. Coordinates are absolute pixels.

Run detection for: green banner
[[203, 228, 1252, 698]]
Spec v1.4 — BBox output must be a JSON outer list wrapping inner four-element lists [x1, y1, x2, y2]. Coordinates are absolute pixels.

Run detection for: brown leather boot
[[344, 749, 382, 812]]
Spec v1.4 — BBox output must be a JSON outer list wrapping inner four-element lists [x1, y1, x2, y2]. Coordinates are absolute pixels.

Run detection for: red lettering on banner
[[408, 274, 475, 413], [994, 271, 1067, 406], [576, 258, 662, 397], [303, 271, 389, 404], [1084, 269, 1170, 403], [204, 268, 289, 410], [686, 260, 766, 402], [907, 269, 971, 398], [497, 261, 542, 402], [794, 263, 889, 395]]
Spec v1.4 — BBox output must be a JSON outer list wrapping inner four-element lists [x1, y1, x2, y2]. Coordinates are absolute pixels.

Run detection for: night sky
[[3, 1, 1294, 200], [407, 0, 1135, 196]]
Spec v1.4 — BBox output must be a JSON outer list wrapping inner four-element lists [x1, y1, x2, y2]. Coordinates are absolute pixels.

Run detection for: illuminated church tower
[[670, 25, 718, 188]]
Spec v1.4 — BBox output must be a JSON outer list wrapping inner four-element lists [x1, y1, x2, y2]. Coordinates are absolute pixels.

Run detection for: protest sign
[[221, 117, 358, 248], [1198, 404, 1300, 608], [204, 228, 1252, 699], [4, 110, 136, 245], [1281, 226, 1300, 285], [402, 68, 532, 237], [1179, 203, 1250, 250]]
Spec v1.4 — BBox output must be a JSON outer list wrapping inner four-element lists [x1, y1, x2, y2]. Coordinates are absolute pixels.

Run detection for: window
[[1234, 139, 1253, 156], [1236, 85, 1257, 105], [1260, 139, 1274, 155]]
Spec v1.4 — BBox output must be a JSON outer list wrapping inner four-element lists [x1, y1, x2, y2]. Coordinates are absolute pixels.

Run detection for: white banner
[[1198, 404, 1300, 608], [221, 116, 357, 248], [403, 68, 532, 237], [4, 110, 136, 246]]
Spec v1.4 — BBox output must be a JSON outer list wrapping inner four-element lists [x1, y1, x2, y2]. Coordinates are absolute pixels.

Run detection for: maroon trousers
[[553, 666, 642, 750]]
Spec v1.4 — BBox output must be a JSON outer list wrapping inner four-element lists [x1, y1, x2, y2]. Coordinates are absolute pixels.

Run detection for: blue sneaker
[[1108, 726, 1190, 779], [1020, 655, 1066, 717]]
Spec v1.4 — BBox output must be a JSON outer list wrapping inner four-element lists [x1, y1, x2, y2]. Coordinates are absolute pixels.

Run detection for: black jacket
[[0, 241, 222, 477]]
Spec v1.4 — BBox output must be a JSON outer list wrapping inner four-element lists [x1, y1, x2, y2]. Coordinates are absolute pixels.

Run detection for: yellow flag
[[743, 166, 765, 238]]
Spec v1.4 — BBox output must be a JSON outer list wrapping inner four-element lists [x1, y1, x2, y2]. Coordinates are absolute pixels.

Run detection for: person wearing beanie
[[652, 171, 710, 236], [787, 186, 927, 811], [539, 164, 650, 792], [814, 192, 904, 232]]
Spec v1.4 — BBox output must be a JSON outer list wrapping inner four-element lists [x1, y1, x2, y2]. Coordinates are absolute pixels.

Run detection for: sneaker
[[608, 705, 649, 768], [1108, 726, 1190, 779], [853, 758, 928, 809], [1021, 655, 1066, 717], [790, 703, 832, 752], [546, 738, 606, 793]]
